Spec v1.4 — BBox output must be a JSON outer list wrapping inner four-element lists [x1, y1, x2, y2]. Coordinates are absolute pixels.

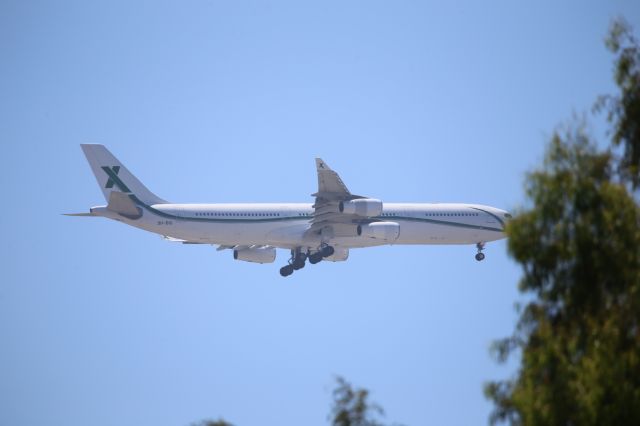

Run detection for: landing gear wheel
[[280, 264, 294, 277], [321, 245, 335, 257], [475, 242, 486, 261], [293, 259, 306, 270], [309, 253, 323, 264]]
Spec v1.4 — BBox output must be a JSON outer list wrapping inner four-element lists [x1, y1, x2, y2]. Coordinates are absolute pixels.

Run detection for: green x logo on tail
[[104, 166, 120, 188], [101, 166, 131, 192]]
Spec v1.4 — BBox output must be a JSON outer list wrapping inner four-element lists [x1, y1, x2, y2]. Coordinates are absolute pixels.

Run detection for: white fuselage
[[91, 201, 507, 250]]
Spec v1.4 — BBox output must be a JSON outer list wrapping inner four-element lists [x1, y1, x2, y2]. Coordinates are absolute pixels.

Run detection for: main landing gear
[[309, 245, 334, 264], [279, 245, 335, 277], [279, 250, 305, 277], [475, 242, 486, 261]]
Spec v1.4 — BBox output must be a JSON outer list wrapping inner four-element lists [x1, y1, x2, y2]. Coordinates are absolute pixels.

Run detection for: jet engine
[[233, 247, 276, 264], [338, 198, 383, 217], [357, 222, 400, 241], [324, 247, 349, 262]]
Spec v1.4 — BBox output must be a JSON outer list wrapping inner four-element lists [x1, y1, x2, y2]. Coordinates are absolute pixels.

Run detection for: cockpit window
[[504, 213, 512, 219]]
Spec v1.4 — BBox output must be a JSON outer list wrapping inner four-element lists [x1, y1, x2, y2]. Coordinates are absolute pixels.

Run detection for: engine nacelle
[[324, 247, 349, 262], [357, 222, 400, 241], [233, 247, 276, 264], [339, 198, 383, 217]]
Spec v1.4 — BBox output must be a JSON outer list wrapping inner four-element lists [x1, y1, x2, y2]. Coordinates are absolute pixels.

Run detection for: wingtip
[[315, 158, 331, 170]]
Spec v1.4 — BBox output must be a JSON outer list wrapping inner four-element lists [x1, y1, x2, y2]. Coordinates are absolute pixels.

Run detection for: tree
[[485, 19, 640, 426], [190, 376, 394, 426], [597, 18, 640, 188], [329, 376, 387, 426]]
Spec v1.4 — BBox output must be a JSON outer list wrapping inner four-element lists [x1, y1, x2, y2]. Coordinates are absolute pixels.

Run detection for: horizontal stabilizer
[[63, 212, 96, 217], [162, 235, 205, 244]]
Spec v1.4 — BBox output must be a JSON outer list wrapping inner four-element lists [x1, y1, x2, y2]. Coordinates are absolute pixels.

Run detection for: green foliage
[[485, 127, 640, 425], [596, 18, 640, 188], [190, 377, 396, 426], [330, 376, 386, 426]]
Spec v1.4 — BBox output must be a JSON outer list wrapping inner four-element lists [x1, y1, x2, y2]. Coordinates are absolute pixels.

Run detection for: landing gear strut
[[293, 252, 306, 270], [279, 248, 307, 277], [475, 242, 486, 261]]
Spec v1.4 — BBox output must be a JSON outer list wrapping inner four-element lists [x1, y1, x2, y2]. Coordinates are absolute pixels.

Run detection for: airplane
[[67, 145, 511, 276]]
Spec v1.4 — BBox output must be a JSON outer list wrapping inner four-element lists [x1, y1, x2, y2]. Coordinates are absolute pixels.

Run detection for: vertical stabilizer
[[80, 144, 168, 205]]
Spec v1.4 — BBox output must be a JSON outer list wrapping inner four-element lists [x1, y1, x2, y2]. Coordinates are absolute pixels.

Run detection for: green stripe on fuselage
[[470, 207, 505, 228], [126, 194, 503, 232], [388, 215, 504, 233]]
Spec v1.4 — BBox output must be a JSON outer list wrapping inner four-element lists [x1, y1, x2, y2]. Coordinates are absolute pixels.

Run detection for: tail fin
[[80, 144, 168, 205]]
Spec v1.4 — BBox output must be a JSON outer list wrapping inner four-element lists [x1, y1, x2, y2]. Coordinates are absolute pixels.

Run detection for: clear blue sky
[[2, 1, 638, 425]]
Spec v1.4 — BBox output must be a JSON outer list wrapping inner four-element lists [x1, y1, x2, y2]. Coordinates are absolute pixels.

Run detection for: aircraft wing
[[308, 158, 370, 235], [216, 244, 273, 251]]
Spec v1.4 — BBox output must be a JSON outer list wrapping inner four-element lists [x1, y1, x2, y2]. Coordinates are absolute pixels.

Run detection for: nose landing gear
[[475, 242, 486, 261]]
